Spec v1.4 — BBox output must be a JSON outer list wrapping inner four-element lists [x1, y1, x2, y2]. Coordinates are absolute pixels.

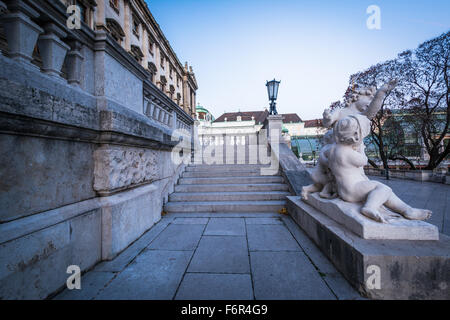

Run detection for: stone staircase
[[164, 164, 291, 214]]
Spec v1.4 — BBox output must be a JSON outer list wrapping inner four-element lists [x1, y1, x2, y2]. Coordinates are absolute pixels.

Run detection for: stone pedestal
[[1, 2, 43, 64], [37, 23, 70, 77], [287, 196, 450, 299], [304, 193, 439, 240]]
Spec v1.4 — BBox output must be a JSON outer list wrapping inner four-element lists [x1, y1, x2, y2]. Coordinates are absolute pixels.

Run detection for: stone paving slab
[[187, 236, 250, 273], [246, 224, 300, 251], [172, 217, 209, 224], [95, 217, 173, 272], [147, 224, 205, 251], [55, 271, 116, 300], [54, 215, 365, 300], [95, 250, 193, 300], [175, 273, 253, 300], [250, 251, 336, 300], [204, 218, 246, 236], [165, 212, 281, 218], [245, 217, 283, 225], [281, 216, 363, 300]]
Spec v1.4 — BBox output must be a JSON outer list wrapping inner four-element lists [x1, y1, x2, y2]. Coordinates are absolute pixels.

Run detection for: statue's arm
[[323, 109, 340, 128], [347, 149, 368, 167], [364, 79, 397, 119]]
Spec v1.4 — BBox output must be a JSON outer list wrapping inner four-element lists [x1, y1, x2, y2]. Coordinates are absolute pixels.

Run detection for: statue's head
[[323, 129, 334, 145], [348, 86, 376, 112], [334, 115, 370, 145]]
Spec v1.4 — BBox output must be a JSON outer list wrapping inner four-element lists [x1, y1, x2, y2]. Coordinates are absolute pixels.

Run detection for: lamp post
[[266, 79, 280, 115]]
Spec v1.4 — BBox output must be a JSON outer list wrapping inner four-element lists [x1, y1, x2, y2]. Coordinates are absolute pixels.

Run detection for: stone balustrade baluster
[[0, 0, 43, 65], [37, 23, 70, 77], [65, 40, 84, 86]]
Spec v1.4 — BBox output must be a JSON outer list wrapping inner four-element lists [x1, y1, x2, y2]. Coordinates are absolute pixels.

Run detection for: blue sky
[[146, 0, 450, 120]]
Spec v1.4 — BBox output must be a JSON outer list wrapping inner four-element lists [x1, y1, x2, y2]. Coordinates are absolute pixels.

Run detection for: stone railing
[[364, 167, 450, 184], [0, 0, 193, 132]]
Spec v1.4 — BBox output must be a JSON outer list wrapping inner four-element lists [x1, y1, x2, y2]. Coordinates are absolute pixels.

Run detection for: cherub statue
[[302, 80, 397, 201], [328, 114, 431, 223], [322, 79, 398, 128], [302, 79, 432, 223], [301, 130, 337, 200]]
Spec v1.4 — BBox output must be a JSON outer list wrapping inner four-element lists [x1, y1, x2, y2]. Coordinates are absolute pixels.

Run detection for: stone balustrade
[[0, 0, 193, 133]]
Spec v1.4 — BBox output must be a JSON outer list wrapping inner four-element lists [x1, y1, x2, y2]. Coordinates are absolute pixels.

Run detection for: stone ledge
[[304, 193, 439, 240], [287, 196, 450, 299], [0, 55, 184, 149]]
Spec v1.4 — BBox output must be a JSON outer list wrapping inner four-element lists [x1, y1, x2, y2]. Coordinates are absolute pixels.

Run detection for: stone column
[[37, 23, 70, 77], [1, 0, 43, 65], [266, 114, 284, 142], [65, 40, 84, 86]]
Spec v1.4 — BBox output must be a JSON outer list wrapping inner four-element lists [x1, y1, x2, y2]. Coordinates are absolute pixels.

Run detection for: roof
[[214, 110, 302, 125], [304, 119, 323, 128], [282, 113, 302, 123], [195, 105, 215, 121], [214, 110, 269, 124], [196, 105, 210, 113]]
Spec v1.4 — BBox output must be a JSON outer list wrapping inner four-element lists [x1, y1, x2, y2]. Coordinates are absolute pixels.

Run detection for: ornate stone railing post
[[1, 0, 43, 65], [37, 23, 70, 77], [171, 110, 177, 130], [65, 40, 84, 86]]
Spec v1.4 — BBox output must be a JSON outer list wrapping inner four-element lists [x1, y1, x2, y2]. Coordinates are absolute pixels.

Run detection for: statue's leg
[[301, 183, 322, 200], [319, 183, 334, 198], [359, 181, 391, 223], [385, 193, 432, 221]]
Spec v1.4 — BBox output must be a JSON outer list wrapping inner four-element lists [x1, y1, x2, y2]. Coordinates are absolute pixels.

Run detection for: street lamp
[[266, 79, 280, 115]]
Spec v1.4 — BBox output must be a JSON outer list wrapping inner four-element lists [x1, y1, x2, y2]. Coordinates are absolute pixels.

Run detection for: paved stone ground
[[54, 177, 448, 300], [370, 176, 450, 236], [55, 213, 363, 300]]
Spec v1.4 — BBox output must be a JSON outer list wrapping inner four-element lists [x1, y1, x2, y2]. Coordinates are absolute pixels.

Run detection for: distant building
[[197, 110, 325, 157], [290, 118, 327, 161]]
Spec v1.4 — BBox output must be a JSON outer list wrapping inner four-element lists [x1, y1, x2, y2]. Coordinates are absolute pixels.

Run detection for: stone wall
[[0, 0, 194, 299]]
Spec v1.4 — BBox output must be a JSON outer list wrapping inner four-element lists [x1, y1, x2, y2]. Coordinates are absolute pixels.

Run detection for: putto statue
[[302, 80, 432, 223]]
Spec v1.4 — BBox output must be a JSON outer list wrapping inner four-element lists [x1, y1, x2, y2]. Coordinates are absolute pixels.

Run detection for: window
[[132, 15, 140, 38], [77, 2, 87, 23], [160, 54, 165, 68], [130, 45, 143, 63], [169, 66, 173, 79], [148, 34, 154, 55], [106, 18, 125, 45], [160, 75, 167, 92], [176, 75, 181, 87], [110, 0, 119, 14], [148, 62, 157, 83]]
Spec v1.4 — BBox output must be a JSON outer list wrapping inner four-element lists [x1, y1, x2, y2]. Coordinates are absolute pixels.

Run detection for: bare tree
[[347, 59, 414, 169], [398, 31, 450, 170]]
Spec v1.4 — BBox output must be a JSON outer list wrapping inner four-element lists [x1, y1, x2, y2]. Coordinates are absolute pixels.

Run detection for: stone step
[[178, 176, 284, 185], [186, 164, 269, 172], [174, 183, 289, 193], [169, 191, 290, 202], [164, 200, 287, 213], [182, 170, 271, 178]]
